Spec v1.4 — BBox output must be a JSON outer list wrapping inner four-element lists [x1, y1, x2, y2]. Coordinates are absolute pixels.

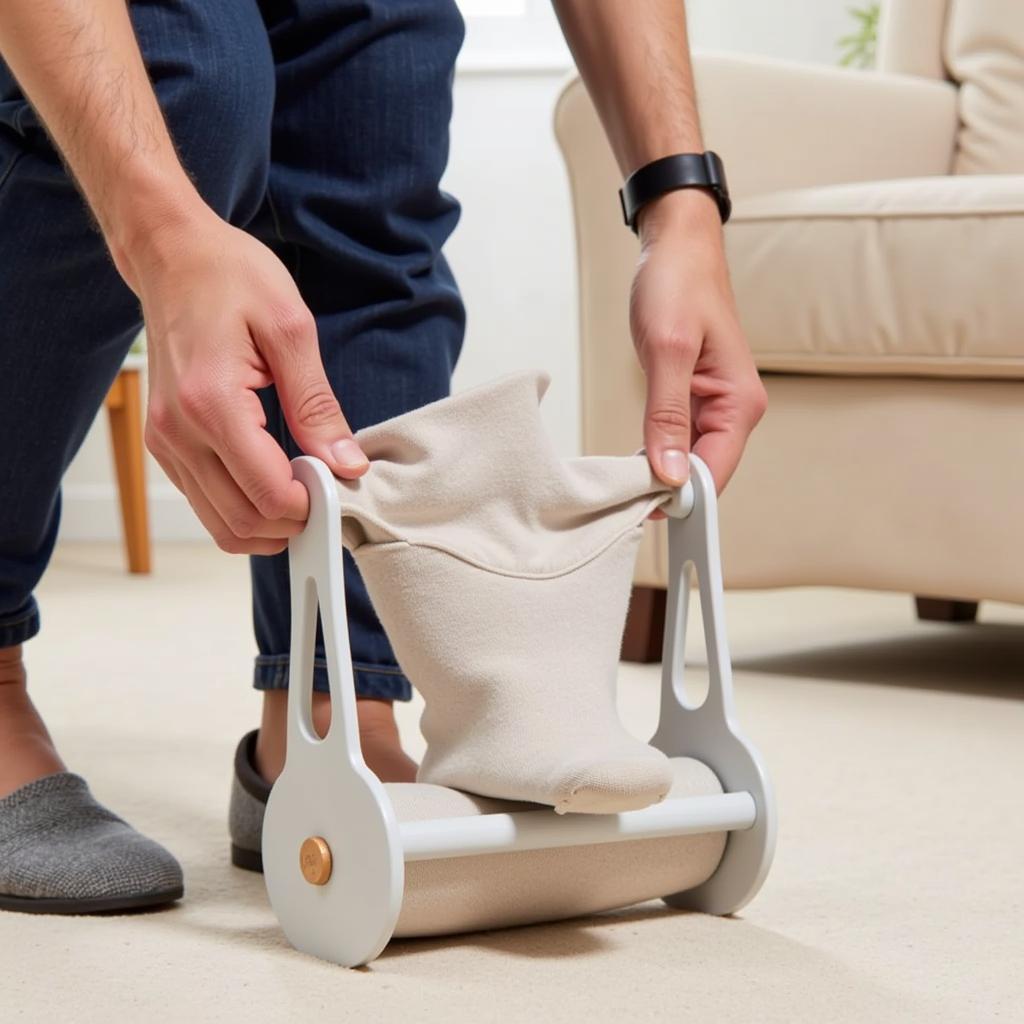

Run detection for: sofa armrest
[[692, 53, 959, 197]]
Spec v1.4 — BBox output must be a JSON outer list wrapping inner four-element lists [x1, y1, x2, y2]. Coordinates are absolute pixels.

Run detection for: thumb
[[643, 359, 694, 488], [260, 308, 369, 479]]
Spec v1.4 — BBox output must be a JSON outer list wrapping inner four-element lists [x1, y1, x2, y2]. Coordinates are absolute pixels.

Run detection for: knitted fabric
[[339, 372, 674, 813], [0, 772, 182, 905]]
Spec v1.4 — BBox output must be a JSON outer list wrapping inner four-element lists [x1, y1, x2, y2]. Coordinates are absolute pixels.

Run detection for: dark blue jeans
[[0, 0, 465, 701]]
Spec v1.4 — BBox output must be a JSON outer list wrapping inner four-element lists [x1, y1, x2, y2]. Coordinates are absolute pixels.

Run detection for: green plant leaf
[[837, 1, 879, 70]]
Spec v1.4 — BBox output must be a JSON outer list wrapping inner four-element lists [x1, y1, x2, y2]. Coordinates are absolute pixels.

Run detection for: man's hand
[[125, 206, 369, 555], [0, 0, 367, 554], [553, 0, 767, 494], [631, 191, 767, 493]]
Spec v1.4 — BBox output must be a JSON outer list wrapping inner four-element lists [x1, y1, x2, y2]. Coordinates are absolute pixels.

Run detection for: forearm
[[553, 0, 719, 241], [2, 1, 368, 547], [0, 0, 204, 283], [553, 0, 703, 175]]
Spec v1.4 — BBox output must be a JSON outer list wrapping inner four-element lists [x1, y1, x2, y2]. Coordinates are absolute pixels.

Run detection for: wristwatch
[[619, 152, 731, 233]]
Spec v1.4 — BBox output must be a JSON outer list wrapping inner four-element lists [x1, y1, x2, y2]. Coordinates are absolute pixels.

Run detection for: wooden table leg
[[105, 368, 151, 574]]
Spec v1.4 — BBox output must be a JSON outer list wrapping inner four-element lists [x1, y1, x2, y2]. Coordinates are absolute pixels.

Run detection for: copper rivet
[[299, 836, 332, 886]]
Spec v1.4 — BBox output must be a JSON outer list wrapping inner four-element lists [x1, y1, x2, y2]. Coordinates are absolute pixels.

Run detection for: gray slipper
[[229, 731, 269, 873], [0, 773, 184, 914]]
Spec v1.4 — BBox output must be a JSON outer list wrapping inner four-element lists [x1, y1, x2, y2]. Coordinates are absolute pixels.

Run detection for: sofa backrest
[[879, 0, 1024, 174], [946, 0, 1024, 173], [877, 0, 948, 80]]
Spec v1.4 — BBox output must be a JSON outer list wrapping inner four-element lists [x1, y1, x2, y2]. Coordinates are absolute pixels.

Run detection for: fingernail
[[330, 438, 368, 469], [660, 449, 688, 485]]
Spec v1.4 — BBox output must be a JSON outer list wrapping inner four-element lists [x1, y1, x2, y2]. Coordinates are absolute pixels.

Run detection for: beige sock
[[338, 372, 673, 813]]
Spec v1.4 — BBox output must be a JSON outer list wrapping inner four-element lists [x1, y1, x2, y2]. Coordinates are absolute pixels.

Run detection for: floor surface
[[3, 542, 1022, 1023]]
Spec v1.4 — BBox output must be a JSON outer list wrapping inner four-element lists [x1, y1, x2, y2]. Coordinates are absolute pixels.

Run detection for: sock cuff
[[338, 371, 671, 578]]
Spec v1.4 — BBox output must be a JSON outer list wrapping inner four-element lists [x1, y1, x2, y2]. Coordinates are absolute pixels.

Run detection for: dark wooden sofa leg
[[915, 596, 979, 623], [621, 586, 667, 663]]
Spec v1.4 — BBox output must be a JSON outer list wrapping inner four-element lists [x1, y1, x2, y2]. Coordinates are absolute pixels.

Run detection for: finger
[[151, 442, 291, 547], [254, 306, 369, 480], [191, 451, 306, 540], [194, 387, 311, 524], [692, 428, 746, 494], [691, 370, 767, 494], [174, 460, 290, 556], [641, 333, 699, 487]]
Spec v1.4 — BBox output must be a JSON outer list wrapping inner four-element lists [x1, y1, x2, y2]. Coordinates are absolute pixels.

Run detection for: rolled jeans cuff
[[253, 654, 412, 702], [0, 597, 40, 649]]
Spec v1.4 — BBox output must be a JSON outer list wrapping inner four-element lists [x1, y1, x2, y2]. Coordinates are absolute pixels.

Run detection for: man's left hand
[[630, 189, 767, 495]]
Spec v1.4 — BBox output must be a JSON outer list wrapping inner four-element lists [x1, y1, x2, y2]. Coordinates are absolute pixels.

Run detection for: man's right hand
[[1, 1, 366, 555], [124, 205, 369, 555]]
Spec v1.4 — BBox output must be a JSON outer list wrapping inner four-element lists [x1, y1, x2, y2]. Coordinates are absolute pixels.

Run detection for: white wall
[[446, 68, 579, 455], [687, 0, 855, 65], [60, 0, 851, 541]]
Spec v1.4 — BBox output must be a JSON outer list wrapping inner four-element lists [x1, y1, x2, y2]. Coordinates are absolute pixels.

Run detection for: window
[[455, 0, 571, 71]]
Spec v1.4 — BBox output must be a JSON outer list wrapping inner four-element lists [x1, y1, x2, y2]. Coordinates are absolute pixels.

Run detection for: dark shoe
[[229, 730, 269, 873], [0, 773, 183, 914]]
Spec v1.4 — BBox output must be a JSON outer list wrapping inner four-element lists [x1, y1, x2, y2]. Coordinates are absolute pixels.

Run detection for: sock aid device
[[262, 376, 776, 966]]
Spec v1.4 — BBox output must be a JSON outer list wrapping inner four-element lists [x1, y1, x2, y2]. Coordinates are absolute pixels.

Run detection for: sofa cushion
[[726, 174, 1024, 380], [946, 0, 1024, 174]]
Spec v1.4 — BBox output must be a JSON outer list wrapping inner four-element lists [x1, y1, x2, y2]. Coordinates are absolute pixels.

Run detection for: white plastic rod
[[400, 791, 756, 863]]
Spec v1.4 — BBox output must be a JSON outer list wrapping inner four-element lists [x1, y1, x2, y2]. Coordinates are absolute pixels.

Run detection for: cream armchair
[[555, 0, 1024, 659]]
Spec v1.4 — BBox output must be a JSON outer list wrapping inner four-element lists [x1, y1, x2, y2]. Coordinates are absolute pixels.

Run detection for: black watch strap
[[619, 151, 731, 232]]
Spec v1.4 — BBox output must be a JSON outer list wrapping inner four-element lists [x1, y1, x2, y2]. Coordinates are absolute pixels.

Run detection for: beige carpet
[[3, 542, 1021, 1023]]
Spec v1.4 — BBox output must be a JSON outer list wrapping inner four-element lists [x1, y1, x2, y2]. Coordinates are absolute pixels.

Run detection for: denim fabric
[[0, 0, 465, 699]]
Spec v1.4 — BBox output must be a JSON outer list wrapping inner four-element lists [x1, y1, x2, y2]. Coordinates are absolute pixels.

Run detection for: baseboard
[[58, 484, 206, 542]]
